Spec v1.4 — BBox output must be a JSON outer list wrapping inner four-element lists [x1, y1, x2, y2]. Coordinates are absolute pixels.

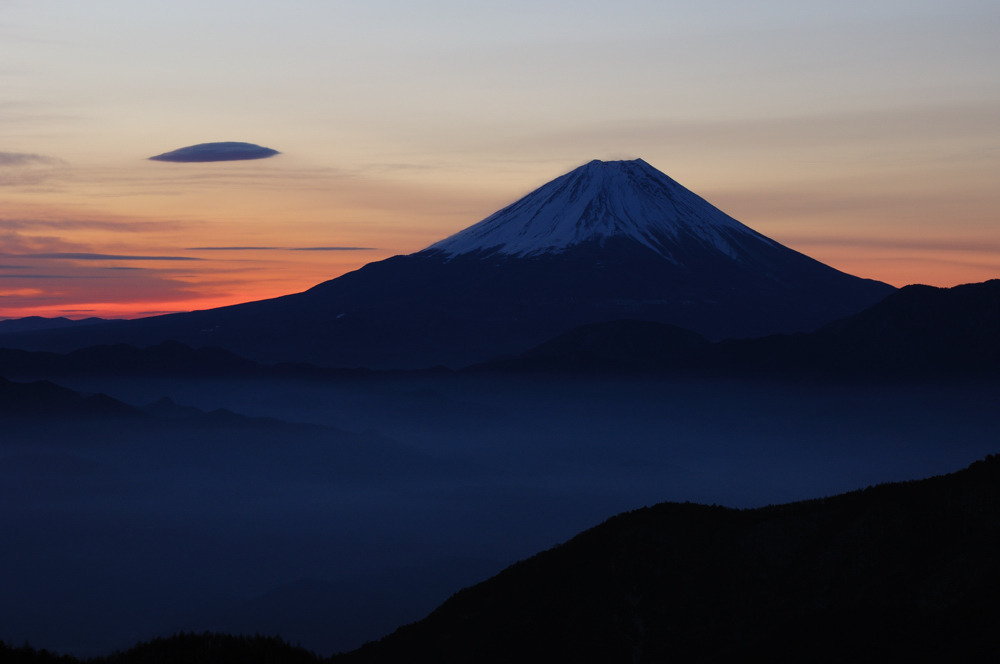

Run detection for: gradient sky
[[2, 0, 998, 319]]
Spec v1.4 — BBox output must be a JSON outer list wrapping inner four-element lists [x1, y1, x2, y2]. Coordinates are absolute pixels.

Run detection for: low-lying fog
[[2, 371, 997, 656]]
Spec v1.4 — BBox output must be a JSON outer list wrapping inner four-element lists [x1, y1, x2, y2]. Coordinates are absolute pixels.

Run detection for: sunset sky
[[2, 0, 998, 319]]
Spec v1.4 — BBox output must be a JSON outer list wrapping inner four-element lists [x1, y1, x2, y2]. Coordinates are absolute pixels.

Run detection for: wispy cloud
[[0, 152, 60, 166], [1, 229, 102, 255], [291, 246, 376, 251], [2, 252, 202, 261], [0, 273, 108, 279], [525, 100, 1000, 153], [779, 235, 1000, 254], [188, 246, 376, 251], [0, 151, 65, 186], [0, 288, 46, 298], [1, 217, 187, 233], [187, 246, 279, 251]]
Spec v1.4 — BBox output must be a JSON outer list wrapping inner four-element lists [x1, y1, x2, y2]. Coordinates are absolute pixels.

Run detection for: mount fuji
[[427, 158, 781, 260], [2, 159, 894, 369]]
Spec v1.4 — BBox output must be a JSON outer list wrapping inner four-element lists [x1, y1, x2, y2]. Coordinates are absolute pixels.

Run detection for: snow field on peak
[[426, 159, 768, 259]]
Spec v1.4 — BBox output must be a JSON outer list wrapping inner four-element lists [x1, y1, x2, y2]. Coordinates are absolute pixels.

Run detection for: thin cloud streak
[[292, 246, 376, 251], [4, 252, 203, 261], [0, 274, 109, 279], [1, 217, 188, 232], [510, 100, 1000, 155], [187, 246, 279, 251], [188, 246, 377, 251], [0, 152, 66, 186], [0, 152, 61, 166], [778, 235, 1000, 254]]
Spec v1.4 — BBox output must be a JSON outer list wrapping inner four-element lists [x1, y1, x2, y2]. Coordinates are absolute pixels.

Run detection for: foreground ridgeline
[[5, 456, 999, 663], [0, 633, 319, 664], [337, 455, 1000, 663], [0, 159, 893, 369]]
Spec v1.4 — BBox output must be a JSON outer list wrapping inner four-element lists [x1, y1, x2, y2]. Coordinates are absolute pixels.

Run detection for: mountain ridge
[[5, 280, 995, 381], [471, 279, 1000, 378]]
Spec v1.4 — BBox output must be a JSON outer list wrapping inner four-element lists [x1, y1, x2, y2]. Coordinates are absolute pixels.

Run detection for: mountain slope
[[426, 158, 769, 259], [469, 319, 712, 373], [339, 456, 1000, 663], [0, 316, 111, 335], [0, 375, 144, 419], [0, 160, 894, 369]]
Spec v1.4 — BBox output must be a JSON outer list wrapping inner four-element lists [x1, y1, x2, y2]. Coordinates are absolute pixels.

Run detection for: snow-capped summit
[[426, 159, 769, 260]]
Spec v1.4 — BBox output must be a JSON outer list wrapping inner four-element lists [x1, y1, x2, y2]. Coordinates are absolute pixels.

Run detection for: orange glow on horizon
[[2, 160, 997, 321], [3, 245, 996, 322]]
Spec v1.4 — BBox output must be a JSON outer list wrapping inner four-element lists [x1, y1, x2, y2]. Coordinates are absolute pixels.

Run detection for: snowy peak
[[424, 159, 770, 259]]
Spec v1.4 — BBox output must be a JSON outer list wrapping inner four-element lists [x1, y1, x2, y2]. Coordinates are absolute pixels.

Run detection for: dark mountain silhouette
[[0, 633, 320, 664], [0, 316, 110, 335], [0, 340, 267, 380], [0, 375, 145, 419], [472, 319, 712, 373], [338, 455, 1000, 663], [0, 341, 382, 387], [0, 159, 893, 369], [776, 278, 1000, 374], [475, 279, 1000, 378], [0, 372, 436, 479], [4, 279, 996, 383], [698, 279, 1000, 378], [2, 279, 996, 388]]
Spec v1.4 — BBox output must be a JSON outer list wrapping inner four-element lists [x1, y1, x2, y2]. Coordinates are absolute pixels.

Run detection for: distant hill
[[338, 455, 1000, 663], [0, 316, 111, 335], [0, 375, 144, 419], [477, 280, 1000, 378], [0, 340, 267, 380], [0, 372, 431, 477], [0, 340, 380, 384]]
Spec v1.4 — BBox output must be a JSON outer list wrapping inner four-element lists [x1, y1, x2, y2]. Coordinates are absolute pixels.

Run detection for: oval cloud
[[149, 142, 280, 163]]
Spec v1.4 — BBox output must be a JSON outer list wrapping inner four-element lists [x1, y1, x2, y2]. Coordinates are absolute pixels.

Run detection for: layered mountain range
[[0, 159, 893, 369], [477, 279, 1000, 377], [3, 280, 997, 383]]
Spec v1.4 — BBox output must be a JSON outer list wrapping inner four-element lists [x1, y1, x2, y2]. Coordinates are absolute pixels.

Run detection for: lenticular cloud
[[149, 142, 280, 163]]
